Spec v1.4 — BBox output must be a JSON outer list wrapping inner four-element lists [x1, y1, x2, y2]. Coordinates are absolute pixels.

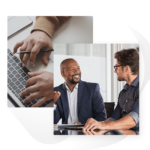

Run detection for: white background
[[0, 0, 150, 150]]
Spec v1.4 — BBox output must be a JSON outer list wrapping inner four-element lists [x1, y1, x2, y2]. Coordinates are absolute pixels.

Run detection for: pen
[[17, 49, 54, 54]]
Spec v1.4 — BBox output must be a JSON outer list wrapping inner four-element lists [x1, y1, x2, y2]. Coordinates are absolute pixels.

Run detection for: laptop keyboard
[[7, 49, 51, 107]]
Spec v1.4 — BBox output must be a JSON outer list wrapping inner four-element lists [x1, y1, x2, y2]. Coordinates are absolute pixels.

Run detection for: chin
[[117, 77, 124, 81], [71, 79, 80, 84], [117, 78, 122, 81]]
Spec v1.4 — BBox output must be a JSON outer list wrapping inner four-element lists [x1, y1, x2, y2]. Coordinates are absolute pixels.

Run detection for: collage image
[[7, 16, 139, 135]]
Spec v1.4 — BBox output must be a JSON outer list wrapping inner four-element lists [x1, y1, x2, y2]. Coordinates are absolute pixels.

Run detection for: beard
[[70, 74, 81, 84], [117, 78, 123, 81], [117, 76, 125, 81]]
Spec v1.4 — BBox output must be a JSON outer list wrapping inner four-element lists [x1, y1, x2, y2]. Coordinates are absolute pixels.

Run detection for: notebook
[[8, 16, 33, 38]]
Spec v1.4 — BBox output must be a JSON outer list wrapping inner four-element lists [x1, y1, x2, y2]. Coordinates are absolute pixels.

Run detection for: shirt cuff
[[128, 111, 139, 125], [108, 117, 116, 121]]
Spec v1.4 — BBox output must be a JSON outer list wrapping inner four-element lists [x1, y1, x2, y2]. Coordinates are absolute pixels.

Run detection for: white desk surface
[[7, 16, 93, 107]]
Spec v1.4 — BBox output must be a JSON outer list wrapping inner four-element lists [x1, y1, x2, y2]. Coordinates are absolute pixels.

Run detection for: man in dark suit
[[54, 58, 106, 124]]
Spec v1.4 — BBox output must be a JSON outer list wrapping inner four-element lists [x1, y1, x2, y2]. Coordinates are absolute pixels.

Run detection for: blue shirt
[[108, 76, 139, 130]]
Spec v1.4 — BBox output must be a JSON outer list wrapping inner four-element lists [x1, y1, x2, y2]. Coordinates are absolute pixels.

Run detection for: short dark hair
[[114, 48, 139, 75], [60, 58, 76, 72]]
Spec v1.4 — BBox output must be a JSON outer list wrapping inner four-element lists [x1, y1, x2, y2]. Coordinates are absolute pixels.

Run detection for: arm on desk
[[83, 115, 136, 131], [83, 100, 139, 131], [105, 99, 139, 130]]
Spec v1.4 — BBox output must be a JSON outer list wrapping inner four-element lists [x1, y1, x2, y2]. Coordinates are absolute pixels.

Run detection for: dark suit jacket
[[54, 80, 106, 124]]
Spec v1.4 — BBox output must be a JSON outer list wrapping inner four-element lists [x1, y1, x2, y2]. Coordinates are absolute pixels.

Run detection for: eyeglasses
[[114, 65, 123, 70]]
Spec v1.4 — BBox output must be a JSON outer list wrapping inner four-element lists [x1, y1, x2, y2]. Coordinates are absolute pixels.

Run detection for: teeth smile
[[74, 75, 79, 78]]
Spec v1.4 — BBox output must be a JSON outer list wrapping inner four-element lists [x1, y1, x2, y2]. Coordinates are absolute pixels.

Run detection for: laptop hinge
[[8, 93, 20, 107]]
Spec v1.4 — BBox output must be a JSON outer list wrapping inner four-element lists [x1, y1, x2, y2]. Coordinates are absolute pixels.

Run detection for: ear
[[127, 66, 132, 73], [125, 65, 130, 72], [61, 71, 65, 78]]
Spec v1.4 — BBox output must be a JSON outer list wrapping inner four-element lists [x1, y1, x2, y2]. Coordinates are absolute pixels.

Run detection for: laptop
[[7, 49, 53, 107], [54, 124, 84, 131], [7, 16, 53, 107]]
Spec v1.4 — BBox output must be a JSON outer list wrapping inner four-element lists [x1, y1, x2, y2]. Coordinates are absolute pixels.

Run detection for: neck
[[125, 74, 138, 85], [65, 82, 76, 92]]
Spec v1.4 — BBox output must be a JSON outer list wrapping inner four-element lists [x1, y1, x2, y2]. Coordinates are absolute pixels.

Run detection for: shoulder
[[118, 89, 125, 99], [81, 81, 99, 89], [54, 83, 64, 91], [119, 88, 124, 94]]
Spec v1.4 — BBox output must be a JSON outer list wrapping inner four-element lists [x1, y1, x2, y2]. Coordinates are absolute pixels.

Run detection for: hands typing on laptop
[[20, 71, 53, 107], [7, 17, 55, 107], [7, 49, 53, 107]]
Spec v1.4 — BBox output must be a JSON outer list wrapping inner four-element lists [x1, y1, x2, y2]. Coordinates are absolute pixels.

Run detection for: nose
[[114, 69, 117, 73]]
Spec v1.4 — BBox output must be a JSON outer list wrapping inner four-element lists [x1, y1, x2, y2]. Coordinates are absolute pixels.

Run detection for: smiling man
[[54, 58, 106, 124], [83, 48, 139, 132]]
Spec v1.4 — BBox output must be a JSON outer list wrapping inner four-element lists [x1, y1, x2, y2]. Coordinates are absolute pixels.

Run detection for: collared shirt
[[65, 83, 79, 124], [108, 76, 139, 129]]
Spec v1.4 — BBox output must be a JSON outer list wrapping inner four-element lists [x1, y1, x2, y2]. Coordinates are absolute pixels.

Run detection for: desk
[[8, 16, 93, 107], [54, 128, 139, 135]]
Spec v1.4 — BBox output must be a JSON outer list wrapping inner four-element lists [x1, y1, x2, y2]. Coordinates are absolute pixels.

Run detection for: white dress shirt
[[65, 83, 79, 124]]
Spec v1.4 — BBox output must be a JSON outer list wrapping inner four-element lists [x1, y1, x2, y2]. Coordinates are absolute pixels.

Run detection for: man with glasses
[[83, 48, 139, 133]]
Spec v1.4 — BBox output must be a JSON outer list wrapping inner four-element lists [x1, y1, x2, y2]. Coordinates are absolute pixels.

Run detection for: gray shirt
[[108, 76, 139, 129]]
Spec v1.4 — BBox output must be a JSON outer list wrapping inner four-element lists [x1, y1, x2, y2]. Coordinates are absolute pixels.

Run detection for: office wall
[[122, 44, 139, 50]]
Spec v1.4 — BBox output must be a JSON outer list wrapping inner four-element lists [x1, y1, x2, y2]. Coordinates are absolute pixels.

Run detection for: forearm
[[104, 115, 136, 130], [31, 16, 55, 38], [104, 119, 112, 123], [31, 16, 70, 38]]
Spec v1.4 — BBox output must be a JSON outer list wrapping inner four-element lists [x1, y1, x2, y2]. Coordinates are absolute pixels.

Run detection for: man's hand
[[53, 91, 61, 103], [20, 71, 53, 107], [14, 31, 53, 67], [72, 122, 81, 125], [83, 118, 106, 131]]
